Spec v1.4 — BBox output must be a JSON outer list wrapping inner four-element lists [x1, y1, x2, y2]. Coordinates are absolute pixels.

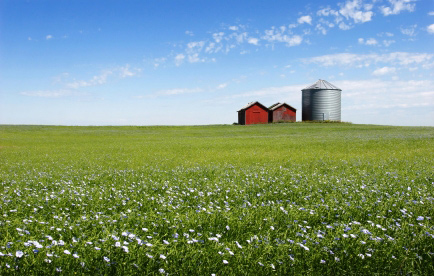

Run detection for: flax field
[[0, 124, 433, 275]]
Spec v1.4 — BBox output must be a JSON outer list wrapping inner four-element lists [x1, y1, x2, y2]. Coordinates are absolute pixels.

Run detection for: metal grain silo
[[302, 79, 341, 121]]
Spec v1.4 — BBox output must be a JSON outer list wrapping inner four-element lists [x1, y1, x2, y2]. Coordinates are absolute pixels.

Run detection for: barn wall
[[272, 106, 296, 122], [238, 111, 245, 125], [245, 104, 268, 125]]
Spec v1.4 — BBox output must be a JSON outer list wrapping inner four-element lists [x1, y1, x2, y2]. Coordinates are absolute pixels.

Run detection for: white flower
[[320, 260, 326, 264], [115, 242, 121, 247], [64, 250, 71, 254], [16, 251, 24, 258], [103, 256, 110, 262], [73, 253, 79, 258], [159, 268, 165, 273], [417, 216, 424, 221], [223, 260, 229, 264], [160, 254, 167, 259]]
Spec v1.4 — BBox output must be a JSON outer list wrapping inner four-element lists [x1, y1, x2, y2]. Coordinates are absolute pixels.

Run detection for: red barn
[[238, 101, 269, 125], [268, 102, 296, 123]]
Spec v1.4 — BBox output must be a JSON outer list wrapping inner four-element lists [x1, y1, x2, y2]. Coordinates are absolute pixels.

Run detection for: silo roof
[[302, 79, 341, 90]]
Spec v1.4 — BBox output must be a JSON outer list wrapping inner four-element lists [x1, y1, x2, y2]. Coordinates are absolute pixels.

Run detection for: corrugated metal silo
[[302, 79, 341, 121]]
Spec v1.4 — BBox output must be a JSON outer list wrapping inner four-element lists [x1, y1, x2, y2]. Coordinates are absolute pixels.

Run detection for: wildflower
[[56, 267, 62, 272], [226, 225, 230, 230], [223, 260, 229, 264], [122, 246, 129, 253], [44, 259, 52, 263], [16, 250, 24, 258], [361, 229, 372, 235], [163, 240, 169, 245], [115, 242, 121, 247], [258, 262, 264, 266], [146, 254, 153, 258], [103, 256, 110, 262], [73, 253, 79, 258], [320, 260, 326, 264], [297, 243, 309, 251], [64, 250, 71, 254], [417, 216, 424, 221], [270, 226, 275, 230], [159, 268, 165, 273], [160, 254, 166, 259], [271, 263, 275, 269]]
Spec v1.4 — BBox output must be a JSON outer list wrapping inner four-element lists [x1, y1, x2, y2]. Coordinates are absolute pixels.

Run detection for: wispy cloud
[[338, 0, 373, 24], [372, 66, 396, 76], [380, 0, 416, 16], [358, 38, 378, 45], [20, 90, 74, 98], [427, 24, 434, 34], [302, 52, 434, 67], [46, 35, 53, 40], [167, 0, 420, 66], [156, 87, 203, 96], [66, 65, 140, 89], [400, 24, 417, 36], [297, 15, 312, 25]]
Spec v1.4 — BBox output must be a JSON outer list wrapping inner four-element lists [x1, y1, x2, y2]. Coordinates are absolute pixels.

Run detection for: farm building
[[237, 101, 269, 125], [302, 79, 342, 121], [268, 102, 296, 123]]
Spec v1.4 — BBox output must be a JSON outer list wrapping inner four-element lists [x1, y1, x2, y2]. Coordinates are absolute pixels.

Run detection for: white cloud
[[297, 15, 312, 25], [400, 24, 417, 36], [46, 35, 53, 40], [383, 40, 395, 47], [365, 38, 378, 45], [153, 57, 167, 68], [427, 24, 434, 34], [429, 11, 434, 16], [380, 0, 416, 16], [262, 27, 303, 47], [67, 71, 112, 89], [303, 52, 434, 67], [185, 30, 194, 36], [228, 26, 239, 31], [247, 37, 259, 45], [212, 32, 225, 43], [66, 65, 140, 89], [119, 64, 139, 78], [156, 87, 203, 96], [175, 54, 185, 66], [358, 38, 378, 45], [339, 0, 373, 23], [216, 83, 228, 90], [372, 66, 396, 76], [20, 90, 72, 98]]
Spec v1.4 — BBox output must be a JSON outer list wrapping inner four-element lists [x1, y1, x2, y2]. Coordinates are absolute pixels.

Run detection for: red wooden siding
[[271, 105, 296, 122], [245, 104, 268, 125]]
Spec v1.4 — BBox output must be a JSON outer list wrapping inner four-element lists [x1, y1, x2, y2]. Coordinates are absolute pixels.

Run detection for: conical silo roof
[[302, 79, 341, 90]]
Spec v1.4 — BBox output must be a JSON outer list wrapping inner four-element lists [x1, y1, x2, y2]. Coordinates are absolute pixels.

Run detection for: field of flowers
[[0, 124, 433, 275]]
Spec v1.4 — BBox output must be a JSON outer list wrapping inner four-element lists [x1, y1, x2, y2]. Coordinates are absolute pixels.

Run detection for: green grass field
[[0, 124, 433, 275]]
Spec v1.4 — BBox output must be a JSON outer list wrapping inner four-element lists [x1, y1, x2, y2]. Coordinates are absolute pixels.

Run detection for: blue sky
[[1, 0, 433, 126]]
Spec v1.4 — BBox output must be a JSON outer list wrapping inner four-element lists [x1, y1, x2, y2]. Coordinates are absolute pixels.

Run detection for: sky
[[0, 0, 433, 126]]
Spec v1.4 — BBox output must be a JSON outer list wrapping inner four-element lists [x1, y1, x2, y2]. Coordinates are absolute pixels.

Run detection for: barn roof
[[269, 102, 297, 111], [237, 101, 268, 112], [302, 79, 341, 90]]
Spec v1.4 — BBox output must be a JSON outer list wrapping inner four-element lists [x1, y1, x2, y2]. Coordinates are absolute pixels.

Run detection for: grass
[[0, 123, 433, 275]]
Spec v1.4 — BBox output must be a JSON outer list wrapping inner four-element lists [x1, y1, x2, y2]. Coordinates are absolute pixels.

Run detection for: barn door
[[253, 111, 261, 123]]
